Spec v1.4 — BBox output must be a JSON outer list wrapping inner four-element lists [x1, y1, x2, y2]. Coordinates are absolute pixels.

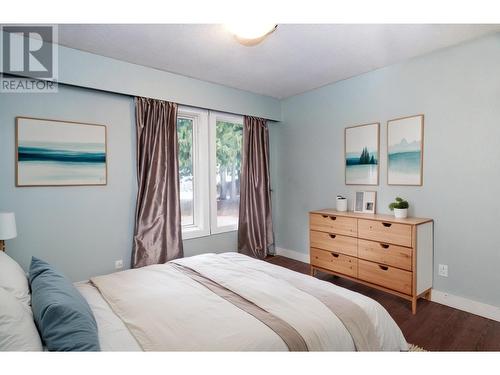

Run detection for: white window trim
[[178, 106, 210, 240], [208, 111, 244, 235]]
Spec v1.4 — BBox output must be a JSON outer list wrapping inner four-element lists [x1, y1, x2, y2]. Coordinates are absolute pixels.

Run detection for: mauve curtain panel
[[132, 97, 183, 268], [238, 116, 275, 259]]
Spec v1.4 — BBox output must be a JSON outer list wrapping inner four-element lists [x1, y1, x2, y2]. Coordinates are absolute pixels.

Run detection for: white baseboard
[[275, 247, 310, 264], [430, 290, 500, 322], [275, 247, 500, 322]]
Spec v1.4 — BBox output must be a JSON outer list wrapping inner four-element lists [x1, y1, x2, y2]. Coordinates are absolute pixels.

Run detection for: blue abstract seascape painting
[[16, 117, 107, 186]]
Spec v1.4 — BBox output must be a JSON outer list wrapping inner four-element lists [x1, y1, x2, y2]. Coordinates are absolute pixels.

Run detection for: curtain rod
[[2, 73, 279, 123]]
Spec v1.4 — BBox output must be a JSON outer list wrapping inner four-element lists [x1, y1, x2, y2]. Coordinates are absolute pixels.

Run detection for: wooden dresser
[[309, 209, 433, 314]]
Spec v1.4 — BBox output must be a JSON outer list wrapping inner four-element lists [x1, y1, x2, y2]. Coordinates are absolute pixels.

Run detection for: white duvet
[[76, 252, 408, 351]]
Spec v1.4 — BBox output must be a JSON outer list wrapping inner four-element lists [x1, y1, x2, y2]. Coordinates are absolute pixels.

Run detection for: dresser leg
[[411, 298, 417, 314], [310, 266, 316, 277]]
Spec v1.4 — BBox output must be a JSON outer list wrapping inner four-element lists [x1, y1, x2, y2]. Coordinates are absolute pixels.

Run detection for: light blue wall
[[0, 84, 241, 280], [183, 232, 238, 258], [0, 85, 136, 280], [56, 44, 282, 121], [273, 33, 500, 307]]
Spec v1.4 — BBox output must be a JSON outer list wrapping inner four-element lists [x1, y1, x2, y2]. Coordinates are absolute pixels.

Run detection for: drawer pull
[[380, 243, 390, 249], [329, 234, 337, 239], [329, 216, 337, 221], [331, 252, 340, 258], [382, 222, 392, 228], [379, 265, 389, 271]]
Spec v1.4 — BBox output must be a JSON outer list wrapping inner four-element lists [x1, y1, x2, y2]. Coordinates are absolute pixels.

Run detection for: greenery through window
[[215, 121, 243, 228], [177, 117, 194, 226], [176, 107, 243, 238]]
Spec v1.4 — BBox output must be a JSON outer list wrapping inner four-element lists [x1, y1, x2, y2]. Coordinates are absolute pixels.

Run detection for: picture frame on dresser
[[354, 191, 377, 214], [309, 209, 433, 314]]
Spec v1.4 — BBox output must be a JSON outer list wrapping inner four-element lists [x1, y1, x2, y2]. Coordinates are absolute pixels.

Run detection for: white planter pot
[[393, 208, 408, 219], [336, 198, 348, 212]]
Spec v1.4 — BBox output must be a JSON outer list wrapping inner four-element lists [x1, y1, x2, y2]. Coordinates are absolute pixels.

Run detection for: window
[[209, 112, 243, 233], [177, 107, 209, 239], [177, 107, 243, 239]]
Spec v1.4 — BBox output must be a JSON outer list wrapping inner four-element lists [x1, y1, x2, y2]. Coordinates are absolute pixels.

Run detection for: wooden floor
[[266, 255, 500, 351]]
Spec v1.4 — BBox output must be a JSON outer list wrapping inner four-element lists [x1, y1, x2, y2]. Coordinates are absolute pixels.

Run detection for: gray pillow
[[29, 257, 100, 351]]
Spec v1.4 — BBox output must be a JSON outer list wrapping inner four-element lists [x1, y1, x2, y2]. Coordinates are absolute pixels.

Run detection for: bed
[[0, 250, 407, 351], [74, 252, 408, 351]]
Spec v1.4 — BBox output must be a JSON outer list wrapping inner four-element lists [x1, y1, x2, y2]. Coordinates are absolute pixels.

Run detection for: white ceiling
[[56, 24, 500, 99]]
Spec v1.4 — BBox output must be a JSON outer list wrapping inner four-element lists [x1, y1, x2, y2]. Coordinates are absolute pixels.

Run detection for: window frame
[[177, 105, 210, 240], [208, 111, 244, 235]]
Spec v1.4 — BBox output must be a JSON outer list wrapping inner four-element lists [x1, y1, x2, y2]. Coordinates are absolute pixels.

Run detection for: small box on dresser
[[309, 209, 433, 314]]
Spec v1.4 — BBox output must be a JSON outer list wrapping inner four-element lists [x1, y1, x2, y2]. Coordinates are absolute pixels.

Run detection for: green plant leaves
[[388, 197, 409, 210]]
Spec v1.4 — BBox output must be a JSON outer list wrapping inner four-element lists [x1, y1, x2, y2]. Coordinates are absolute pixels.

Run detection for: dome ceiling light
[[224, 23, 277, 46]]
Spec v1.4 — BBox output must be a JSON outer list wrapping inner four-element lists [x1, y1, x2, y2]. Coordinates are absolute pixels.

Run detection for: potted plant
[[389, 197, 409, 219]]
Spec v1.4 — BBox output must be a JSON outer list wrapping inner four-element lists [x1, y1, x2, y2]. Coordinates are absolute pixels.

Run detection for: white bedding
[[76, 253, 408, 351], [75, 282, 141, 351]]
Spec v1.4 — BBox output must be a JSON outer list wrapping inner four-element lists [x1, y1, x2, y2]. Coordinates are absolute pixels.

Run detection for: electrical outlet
[[438, 264, 448, 277], [115, 260, 123, 270]]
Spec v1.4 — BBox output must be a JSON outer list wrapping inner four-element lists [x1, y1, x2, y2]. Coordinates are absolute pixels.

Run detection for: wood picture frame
[[15, 116, 108, 187], [387, 114, 424, 186], [345, 122, 380, 186]]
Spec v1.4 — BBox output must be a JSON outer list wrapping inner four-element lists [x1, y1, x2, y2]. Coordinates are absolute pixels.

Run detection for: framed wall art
[[345, 122, 379, 185], [387, 114, 424, 186], [16, 117, 107, 187]]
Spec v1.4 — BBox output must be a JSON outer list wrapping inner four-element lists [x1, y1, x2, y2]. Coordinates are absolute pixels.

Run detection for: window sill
[[182, 228, 238, 241]]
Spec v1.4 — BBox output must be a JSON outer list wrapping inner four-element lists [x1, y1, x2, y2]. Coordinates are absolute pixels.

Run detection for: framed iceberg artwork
[[345, 122, 379, 185], [16, 117, 107, 187], [387, 114, 424, 186]]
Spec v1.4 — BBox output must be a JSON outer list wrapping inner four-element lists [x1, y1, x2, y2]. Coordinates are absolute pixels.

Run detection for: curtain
[[132, 97, 183, 268], [238, 116, 274, 259]]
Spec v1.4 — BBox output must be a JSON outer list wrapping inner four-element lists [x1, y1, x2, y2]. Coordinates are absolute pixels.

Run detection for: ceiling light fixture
[[224, 23, 277, 46]]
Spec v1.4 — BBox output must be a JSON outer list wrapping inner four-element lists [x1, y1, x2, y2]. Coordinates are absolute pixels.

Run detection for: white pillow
[[0, 287, 42, 351], [0, 252, 31, 306]]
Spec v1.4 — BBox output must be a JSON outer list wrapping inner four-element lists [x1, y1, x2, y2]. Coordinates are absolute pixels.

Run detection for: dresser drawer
[[358, 239, 412, 271], [358, 259, 412, 295], [310, 213, 357, 236], [310, 231, 357, 257], [310, 248, 357, 278], [358, 219, 412, 247]]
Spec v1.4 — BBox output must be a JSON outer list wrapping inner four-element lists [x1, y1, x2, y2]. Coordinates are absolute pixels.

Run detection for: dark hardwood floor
[[265, 255, 500, 351]]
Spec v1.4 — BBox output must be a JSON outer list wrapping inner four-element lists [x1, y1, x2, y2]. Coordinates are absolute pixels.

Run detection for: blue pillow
[[29, 257, 100, 351]]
